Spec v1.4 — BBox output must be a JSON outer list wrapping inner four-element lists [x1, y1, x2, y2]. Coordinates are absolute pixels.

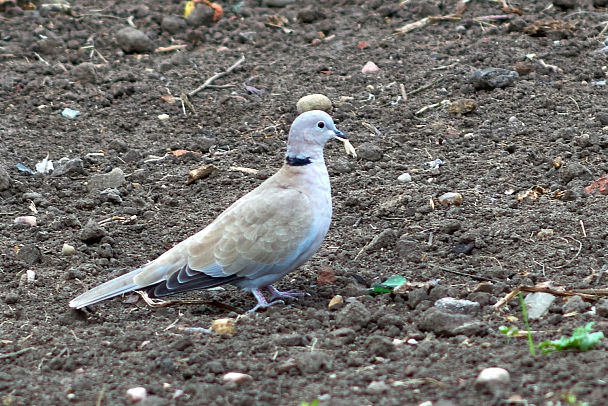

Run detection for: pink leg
[[248, 288, 285, 313], [266, 285, 309, 302]]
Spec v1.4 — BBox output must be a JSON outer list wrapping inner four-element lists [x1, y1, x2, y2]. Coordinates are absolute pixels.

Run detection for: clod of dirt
[[336, 300, 371, 330], [296, 352, 332, 374], [448, 99, 477, 115], [365, 229, 397, 253], [273, 333, 307, 347], [17, 244, 42, 265], [297, 7, 326, 24], [418, 307, 487, 336], [0, 166, 10, 190], [80, 219, 107, 244], [559, 162, 593, 184], [186, 4, 215, 28], [161, 16, 187, 35], [596, 298, 608, 317], [366, 381, 390, 394], [552, 0, 577, 10], [263, 0, 296, 7], [296, 94, 333, 114], [365, 335, 395, 357], [72, 62, 97, 84], [115, 27, 154, 54], [357, 142, 383, 162], [87, 168, 126, 191], [469, 68, 519, 90]]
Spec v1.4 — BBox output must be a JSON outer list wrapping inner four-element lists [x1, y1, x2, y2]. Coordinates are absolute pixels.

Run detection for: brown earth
[[2, 0, 608, 405]]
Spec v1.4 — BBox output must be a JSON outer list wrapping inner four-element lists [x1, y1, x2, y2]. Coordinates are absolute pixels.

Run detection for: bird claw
[[266, 285, 309, 302], [248, 299, 285, 313]]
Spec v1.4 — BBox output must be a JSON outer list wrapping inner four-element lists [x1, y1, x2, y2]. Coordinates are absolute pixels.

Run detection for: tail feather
[[69, 268, 144, 309]]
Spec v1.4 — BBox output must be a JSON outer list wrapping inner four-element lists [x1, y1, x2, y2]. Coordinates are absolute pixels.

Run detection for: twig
[[434, 266, 502, 283], [96, 387, 106, 406], [580, 219, 587, 237], [409, 77, 445, 96], [0, 347, 34, 359], [399, 83, 407, 103], [189, 55, 246, 97], [155, 45, 189, 53]]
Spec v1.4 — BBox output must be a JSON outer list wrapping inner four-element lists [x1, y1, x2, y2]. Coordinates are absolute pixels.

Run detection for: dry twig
[[189, 55, 245, 97]]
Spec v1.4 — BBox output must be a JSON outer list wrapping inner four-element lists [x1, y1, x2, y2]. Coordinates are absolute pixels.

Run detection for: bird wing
[[142, 184, 317, 296]]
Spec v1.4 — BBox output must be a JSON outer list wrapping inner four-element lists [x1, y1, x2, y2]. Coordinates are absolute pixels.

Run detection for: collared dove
[[69, 110, 348, 312]]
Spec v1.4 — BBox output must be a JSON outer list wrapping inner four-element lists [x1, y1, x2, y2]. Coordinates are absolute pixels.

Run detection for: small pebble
[[116, 27, 153, 54], [126, 387, 147, 402], [475, 367, 510, 394], [223, 372, 252, 384], [296, 94, 333, 114], [328, 295, 343, 309], [438, 192, 463, 206], [61, 108, 80, 119], [366, 381, 390, 394], [14, 216, 37, 227], [397, 173, 412, 183], [361, 61, 380, 74], [212, 318, 236, 335], [158, 114, 170, 120], [0, 166, 10, 190], [62, 243, 76, 256]]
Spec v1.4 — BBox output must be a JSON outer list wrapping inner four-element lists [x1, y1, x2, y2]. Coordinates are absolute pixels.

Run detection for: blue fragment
[[62, 108, 80, 119]]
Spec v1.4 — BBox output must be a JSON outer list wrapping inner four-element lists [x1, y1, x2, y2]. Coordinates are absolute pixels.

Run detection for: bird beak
[[333, 129, 356, 158]]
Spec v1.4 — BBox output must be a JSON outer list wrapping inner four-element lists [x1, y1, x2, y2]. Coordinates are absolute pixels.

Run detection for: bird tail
[[69, 268, 143, 309]]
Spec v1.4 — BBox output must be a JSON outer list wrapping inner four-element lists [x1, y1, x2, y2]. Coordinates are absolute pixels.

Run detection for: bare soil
[[2, 0, 608, 405]]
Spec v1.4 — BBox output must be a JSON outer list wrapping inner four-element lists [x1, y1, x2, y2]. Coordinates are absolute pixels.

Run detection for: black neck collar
[[285, 155, 312, 166]]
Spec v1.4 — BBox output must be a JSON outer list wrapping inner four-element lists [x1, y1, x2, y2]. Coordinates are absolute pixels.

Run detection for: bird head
[[285, 110, 347, 166]]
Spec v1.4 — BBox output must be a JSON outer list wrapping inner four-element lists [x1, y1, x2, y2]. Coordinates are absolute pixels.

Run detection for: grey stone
[[108, 138, 128, 153], [467, 292, 493, 307], [336, 300, 371, 331], [435, 297, 481, 315], [330, 327, 356, 346], [524, 292, 556, 320], [365, 229, 397, 253], [80, 219, 107, 244], [408, 287, 429, 309], [72, 62, 97, 84], [469, 68, 519, 90], [17, 244, 42, 264], [99, 188, 122, 204], [87, 168, 125, 191], [296, 352, 332, 374], [116, 27, 153, 54], [418, 307, 487, 336], [52, 158, 86, 177], [563, 295, 587, 314], [559, 162, 593, 184], [0, 166, 10, 190], [475, 367, 510, 395], [161, 16, 187, 34], [596, 298, 608, 317], [273, 333, 307, 347], [357, 142, 383, 162], [186, 5, 215, 27], [366, 381, 390, 394]]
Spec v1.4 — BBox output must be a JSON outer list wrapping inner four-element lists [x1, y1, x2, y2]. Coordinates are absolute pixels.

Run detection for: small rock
[[87, 168, 125, 191], [297, 8, 326, 24], [80, 219, 107, 244], [211, 318, 236, 335], [418, 307, 487, 336], [330, 327, 356, 346], [438, 192, 463, 206], [560, 163, 593, 184], [14, 216, 37, 227], [222, 372, 252, 384], [126, 387, 147, 402], [108, 138, 128, 153], [361, 61, 380, 74], [524, 292, 556, 320], [296, 94, 333, 114], [0, 166, 11, 190], [365, 229, 397, 252], [317, 266, 337, 285], [366, 381, 390, 394], [17, 244, 42, 265], [263, 0, 296, 7], [116, 27, 153, 54], [469, 68, 519, 90], [161, 16, 187, 34], [467, 292, 492, 307], [435, 297, 480, 315], [62, 243, 76, 256], [357, 142, 383, 162], [61, 108, 80, 119], [52, 158, 86, 177], [475, 367, 510, 395], [100, 188, 123, 204], [596, 298, 608, 317], [72, 62, 97, 84], [186, 4, 215, 27], [336, 300, 371, 330], [397, 173, 412, 183], [448, 99, 477, 114], [328, 295, 343, 309], [552, 0, 577, 9], [563, 295, 587, 314]]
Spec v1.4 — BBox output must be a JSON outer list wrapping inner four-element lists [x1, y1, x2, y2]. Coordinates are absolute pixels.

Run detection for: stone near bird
[[69, 110, 349, 312]]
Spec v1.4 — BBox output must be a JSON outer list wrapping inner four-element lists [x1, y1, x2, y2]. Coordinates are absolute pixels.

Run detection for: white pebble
[[362, 61, 380, 74], [475, 367, 510, 394], [62, 243, 76, 256], [223, 372, 252, 384], [397, 173, 412, 183], [126, 387, 147, 402], [366, 381, 390, 394], [14, 216, 37, 226], [26, 270, 36, 283], [158, 114, 170, 120]]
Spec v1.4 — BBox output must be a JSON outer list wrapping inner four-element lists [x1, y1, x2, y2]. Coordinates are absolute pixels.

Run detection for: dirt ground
[[4, 0, 608, 405]]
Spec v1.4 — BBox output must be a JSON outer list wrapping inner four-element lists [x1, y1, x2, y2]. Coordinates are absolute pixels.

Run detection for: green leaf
[[499, 325, 520, 337], [538, 322, 604, 353], [371, 276, 407, 295]]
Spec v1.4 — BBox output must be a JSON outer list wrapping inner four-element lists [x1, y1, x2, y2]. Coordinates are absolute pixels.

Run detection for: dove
[[69, 110, 349, 312]]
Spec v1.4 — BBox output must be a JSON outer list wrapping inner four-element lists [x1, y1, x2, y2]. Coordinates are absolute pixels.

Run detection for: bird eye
[[316, 121, 325, 129]]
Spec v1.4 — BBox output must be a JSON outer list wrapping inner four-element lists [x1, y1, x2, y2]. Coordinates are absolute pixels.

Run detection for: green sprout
[[498, 325, 520, 337], [538, 322, 604, 354], [300, 400, 319, 406], [371, 275, 406, 295], [561, 391, 588, 406], [519, 292, 535, 356]]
